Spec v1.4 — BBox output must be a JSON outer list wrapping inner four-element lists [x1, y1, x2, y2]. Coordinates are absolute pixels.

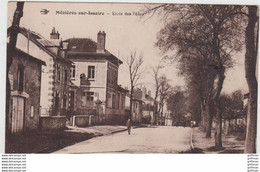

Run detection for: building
[[7, 46, 45, 134], [63, 31, 127, 124], [8, 27, 72, 117], [141, 87, 156, 124], [125, 88, 143, 124], [164, 110, 173, 126]]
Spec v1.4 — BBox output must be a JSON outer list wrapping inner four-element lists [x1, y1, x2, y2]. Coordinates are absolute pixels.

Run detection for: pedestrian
[[126, 118, 131, 135]]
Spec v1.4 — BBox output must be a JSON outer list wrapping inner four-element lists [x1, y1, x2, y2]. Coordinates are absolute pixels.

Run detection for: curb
[[111, 129, 128, 134]]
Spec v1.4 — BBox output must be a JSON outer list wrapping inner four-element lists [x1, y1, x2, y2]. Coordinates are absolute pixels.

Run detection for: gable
[[14, 33, 54, 63]]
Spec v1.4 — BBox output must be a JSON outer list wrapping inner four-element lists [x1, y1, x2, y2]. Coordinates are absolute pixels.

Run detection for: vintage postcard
[[4, 1, 259, 156]]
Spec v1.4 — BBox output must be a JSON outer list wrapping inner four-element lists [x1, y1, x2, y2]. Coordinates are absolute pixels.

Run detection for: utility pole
[[6, 2, 24, 136]]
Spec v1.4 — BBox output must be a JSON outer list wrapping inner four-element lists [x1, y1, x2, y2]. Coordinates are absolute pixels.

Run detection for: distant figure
[[126, 118, 131, 135]]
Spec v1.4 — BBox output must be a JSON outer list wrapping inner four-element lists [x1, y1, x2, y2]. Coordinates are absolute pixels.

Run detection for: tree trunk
[[214, 71, 225, 148], [6, 2, 24, 137], [205, 103, 212, 138], [129, 85, 134, 120], [200, 104, 206, 130], [244, 6, 258, 153]]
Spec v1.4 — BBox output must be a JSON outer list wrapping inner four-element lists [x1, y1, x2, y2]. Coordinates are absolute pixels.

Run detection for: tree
[[151, 65, 161, 124], [157, 75, 171, 119], [166, 86, 187, 126], [220, 90, 244, 121], [145, 4, 245, 148], [244, 6, 258, 153], [6, 2, 24, 137], [123, 50, 144, 120]]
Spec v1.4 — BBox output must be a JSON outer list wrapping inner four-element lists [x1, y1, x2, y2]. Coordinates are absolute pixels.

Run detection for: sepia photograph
[[5, 1, 259, 154]]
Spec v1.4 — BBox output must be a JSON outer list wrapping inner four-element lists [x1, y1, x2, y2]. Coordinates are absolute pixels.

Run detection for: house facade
[[8, 27, 72, 117], [141, 87, 156, 124], [7, 47, 45, 135], [63, 31, 127, 124], [125, 88, 143, 124]]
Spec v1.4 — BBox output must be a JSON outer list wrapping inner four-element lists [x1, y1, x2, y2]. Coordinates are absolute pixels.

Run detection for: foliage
[[220, 90, 244, 120], [166, 86, 187, 125]]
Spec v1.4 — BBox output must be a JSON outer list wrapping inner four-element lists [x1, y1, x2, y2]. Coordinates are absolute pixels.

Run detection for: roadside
[[189, 127, 245, 153], [5, 125, 132, 153]]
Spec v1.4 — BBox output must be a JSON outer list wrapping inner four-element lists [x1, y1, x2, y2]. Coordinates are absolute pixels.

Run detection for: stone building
[[8, 27, 72, 117], [63, 31, 127, 124], [7, 47, 45, 134]]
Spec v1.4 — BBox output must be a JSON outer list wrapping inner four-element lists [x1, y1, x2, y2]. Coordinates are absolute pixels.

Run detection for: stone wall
[[72, 114, 126, 127], [73, 115, 89, 127], [40, 116, 67, 130], [8, 49, 43, 135]]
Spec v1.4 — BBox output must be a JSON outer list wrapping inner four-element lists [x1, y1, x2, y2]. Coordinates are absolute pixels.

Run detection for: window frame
[[17, 65, 24, 92], [71, 64, 76, 79], [88, 65, 95, 80]]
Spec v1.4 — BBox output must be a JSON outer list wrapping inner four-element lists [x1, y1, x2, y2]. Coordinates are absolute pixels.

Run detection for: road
[[54, 126, 192, 154]]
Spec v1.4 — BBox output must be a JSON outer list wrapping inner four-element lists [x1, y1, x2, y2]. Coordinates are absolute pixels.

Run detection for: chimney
[[62, 42, 69, 50], [142, 87, 146, 99], [97, 31, 106, 53], [60, 41, 68, 58], [50, 27, 60, 39]]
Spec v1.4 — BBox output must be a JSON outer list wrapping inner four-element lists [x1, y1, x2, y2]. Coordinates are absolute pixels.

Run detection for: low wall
[[73, 114, 126, 127], [73, 115, 90, 127], [40, 116, 67, 130]]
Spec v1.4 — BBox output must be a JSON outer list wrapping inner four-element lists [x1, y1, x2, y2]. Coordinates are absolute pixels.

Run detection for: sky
[[7, 2, 250, 97]]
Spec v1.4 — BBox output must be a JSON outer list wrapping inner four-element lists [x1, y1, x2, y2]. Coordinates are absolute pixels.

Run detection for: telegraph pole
[[6, 2, 24, 136]]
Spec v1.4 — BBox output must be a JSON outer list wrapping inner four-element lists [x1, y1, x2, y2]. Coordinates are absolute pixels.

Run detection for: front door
[[11, 96, 25, 134]]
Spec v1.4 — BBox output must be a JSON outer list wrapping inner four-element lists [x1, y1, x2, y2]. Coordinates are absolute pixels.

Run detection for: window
[[17, 66, 24, 92], [30, 106, 34, 118], [84, 92, 94, 107], [63, 95, 67, 109], [114, 70, 117, 84], [64, 69, 68, 83], [88, 66, 95, 79], [107, 92, 112, 108], [108, 70, 111, 83], [61, 66, 64, 83], [112, 93, 116, 109], [117, 93, 120, 109], [57, 66, 61, 82], [86, 92, 94, 102], [71, 64, 75, 79], [121, 94, 125, 110]]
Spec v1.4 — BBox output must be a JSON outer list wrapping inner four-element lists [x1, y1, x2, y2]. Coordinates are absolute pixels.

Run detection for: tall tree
[[157, 75, 171, 118], [6, 2, 24, 136], [145, 4, 245, 147], [244, 6, 258, 153], [123, 50, 144, 120], [166, 86, 187, 126], [151, 65, 162, 124]]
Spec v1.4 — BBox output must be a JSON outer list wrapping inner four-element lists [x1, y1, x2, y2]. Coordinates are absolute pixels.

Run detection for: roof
[[126, 88, 143, 102], [144, 94, 154, 101], [65, 38, 97, 52], [118, 85, 128, 93], [7, 27, 72, 65], [7, 44, 46, 66], [63, 38, 123, 65]]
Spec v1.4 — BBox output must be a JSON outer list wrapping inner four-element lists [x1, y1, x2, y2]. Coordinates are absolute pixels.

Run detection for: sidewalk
[[66, 125, 128, 136], [191, 128, 245, 153], [5, 125, 129, 153]]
